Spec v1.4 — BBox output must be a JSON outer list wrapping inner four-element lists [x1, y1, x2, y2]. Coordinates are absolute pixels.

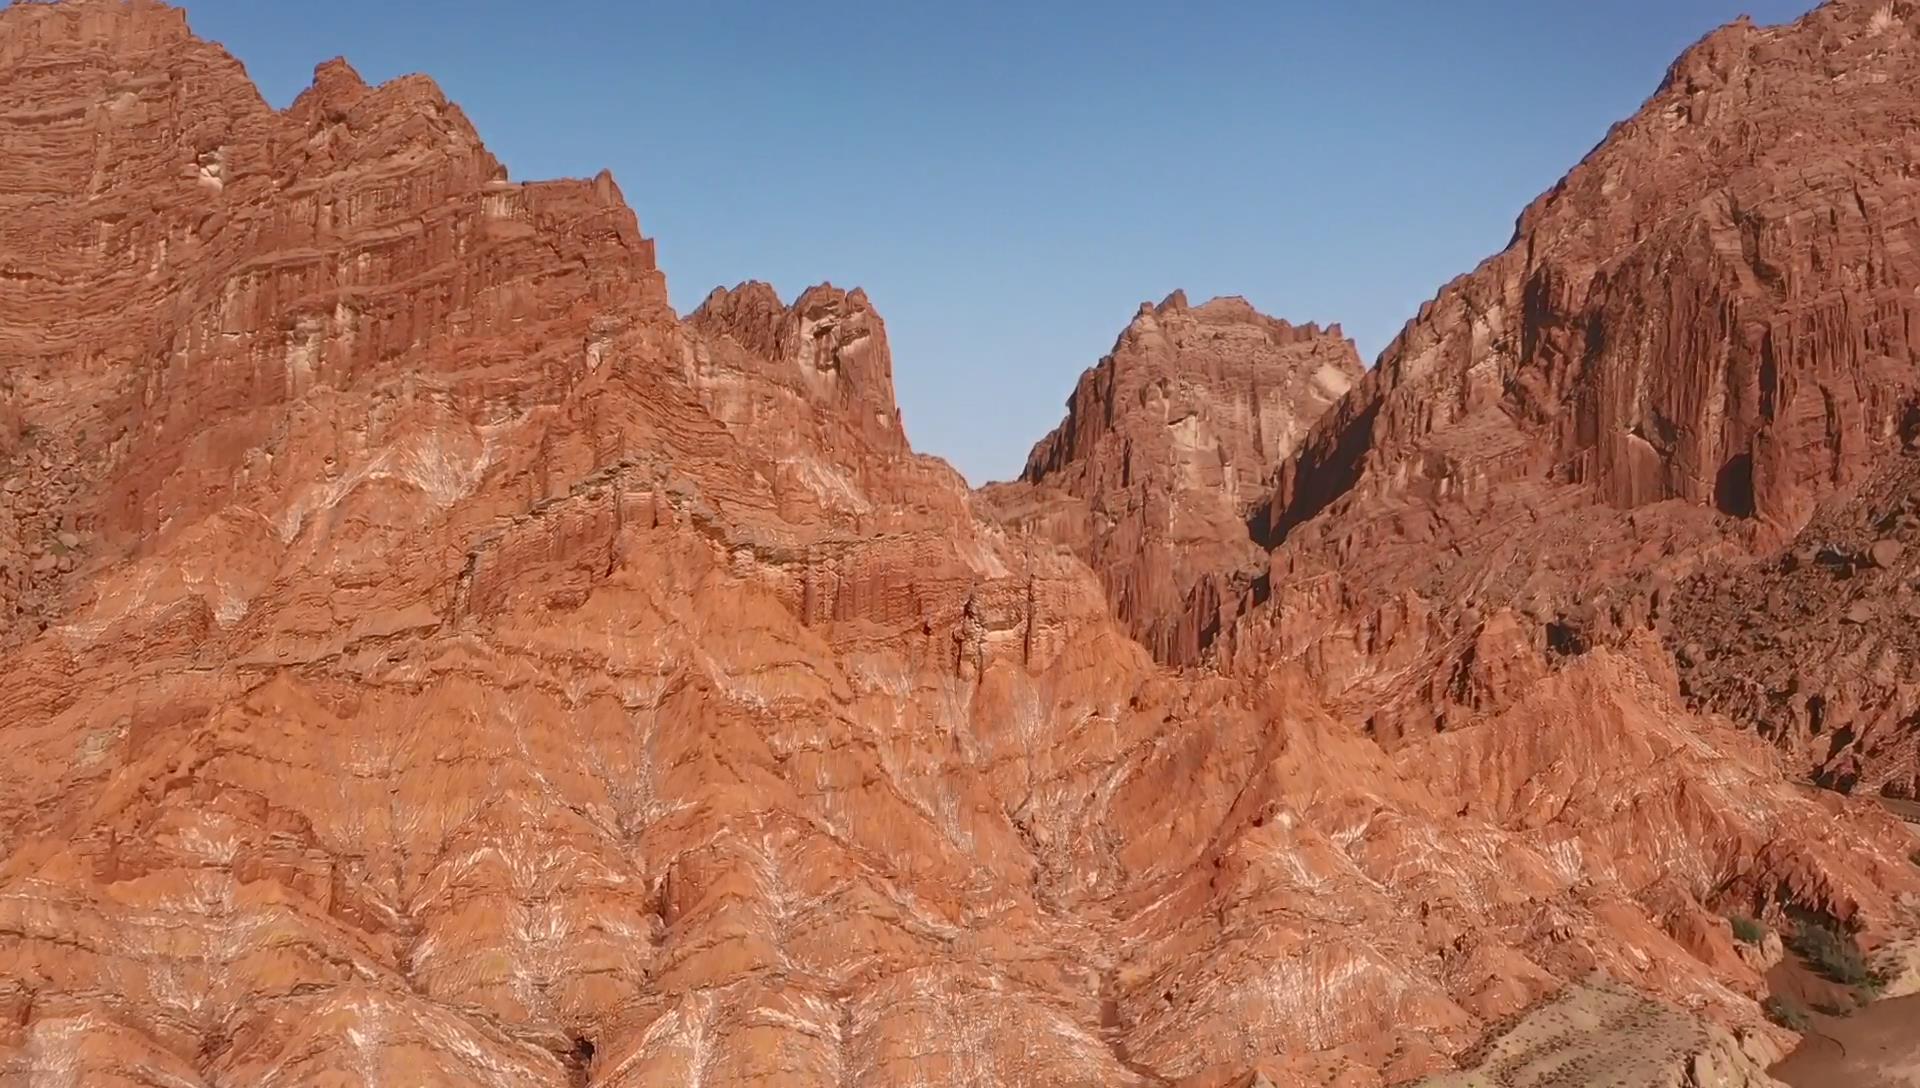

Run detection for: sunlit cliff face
[[2, 3, 1919, 1087]]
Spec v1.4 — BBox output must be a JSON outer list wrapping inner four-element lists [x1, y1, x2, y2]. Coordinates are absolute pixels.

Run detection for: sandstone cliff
[[1223, 0, 1920, 757], [980, 291, 1361, 664], [1264, 1, 1920, 552], [2, 2, 1918, 1088]]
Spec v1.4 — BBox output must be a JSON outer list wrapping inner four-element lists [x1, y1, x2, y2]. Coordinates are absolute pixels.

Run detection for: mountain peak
[[990, 297, 1361, 661]]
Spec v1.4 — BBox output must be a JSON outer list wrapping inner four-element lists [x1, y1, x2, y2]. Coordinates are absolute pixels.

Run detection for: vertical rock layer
[[1226, 0, 1920, 775], [1265, 1, 1920, 552]]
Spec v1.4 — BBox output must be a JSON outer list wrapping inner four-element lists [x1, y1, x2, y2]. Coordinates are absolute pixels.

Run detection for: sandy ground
[[1771, 993, 1920, 1087], [1772, 879, 1920, 1088]]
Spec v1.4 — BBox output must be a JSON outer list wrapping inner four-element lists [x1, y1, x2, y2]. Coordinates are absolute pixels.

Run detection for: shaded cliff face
[[980, 292, 1361, 664], [2, 3, 1919, 1088]]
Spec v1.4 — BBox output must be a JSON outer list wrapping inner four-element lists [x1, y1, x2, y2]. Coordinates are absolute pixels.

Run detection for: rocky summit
[[979, 292, 1362, 666], [2, 2, 1919, 1087]]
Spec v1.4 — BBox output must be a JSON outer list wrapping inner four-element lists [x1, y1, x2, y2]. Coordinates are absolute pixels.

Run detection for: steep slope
[[1670, 449, 1920, 798], [980, 292, 1361, 664], [1225, 0, 1920, 752], [0, 0, 670, 643], [1269, 0, 1920, 546], [1, 3, 1918, 1088]]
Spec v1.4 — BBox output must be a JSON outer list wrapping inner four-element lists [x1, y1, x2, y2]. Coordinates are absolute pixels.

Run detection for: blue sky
[[148, 2, 1818, 482]]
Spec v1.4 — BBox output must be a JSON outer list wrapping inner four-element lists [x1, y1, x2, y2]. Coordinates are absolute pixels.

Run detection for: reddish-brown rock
[[1671, 451, 1920, 798], [2, 3, 1919, 1088], [688, 281, 906, 458], [981, 291, 1361, 664], [1225, 0, 1920, 751], [1264, 1, 1920, 558]]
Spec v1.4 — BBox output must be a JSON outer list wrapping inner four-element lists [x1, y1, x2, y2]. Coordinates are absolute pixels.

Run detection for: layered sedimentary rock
[[980, 292, 1361, 664], [686, 280, 906, 459], [2, 2, 1919, 1088], [0, 0, 671, 643], [1221, 0, 1920, 754]]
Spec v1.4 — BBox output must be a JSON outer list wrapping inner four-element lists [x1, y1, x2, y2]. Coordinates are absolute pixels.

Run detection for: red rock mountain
[[980, 291, 1361, 664], [1224, 0, 1920, 762], [1, 2, 1918, 1088]]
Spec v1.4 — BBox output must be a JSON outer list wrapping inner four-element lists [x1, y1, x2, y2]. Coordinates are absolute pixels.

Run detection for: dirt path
[[1770, 994, 1920, 1087]]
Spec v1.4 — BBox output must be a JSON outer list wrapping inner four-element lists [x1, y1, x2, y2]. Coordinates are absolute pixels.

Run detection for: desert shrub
[[1854, 970, 1886, 1004], [1729, 914, 1766, 945], [1763, 995, 1812, 1032], [1789, 918, 1873, 986]]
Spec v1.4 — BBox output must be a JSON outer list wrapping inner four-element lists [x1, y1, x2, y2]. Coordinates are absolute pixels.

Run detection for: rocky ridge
[[979, 291, 1362, 665], [1218, 0, 1920, 761], [0, 2, 1918, 1088]]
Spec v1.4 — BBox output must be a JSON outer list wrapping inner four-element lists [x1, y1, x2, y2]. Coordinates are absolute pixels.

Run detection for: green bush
[[1729, 914, 1766, 945], [1789, 919, 1874, 987], [1854, 970, 1886, 1004], [1763, 995, 1812, 1032]]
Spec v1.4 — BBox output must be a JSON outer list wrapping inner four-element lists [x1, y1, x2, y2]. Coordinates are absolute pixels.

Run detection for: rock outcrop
[[980, 292, 1361, 664], [1413, 980, 1790, 1088], [1264, 0, 1920, 554], [1221, 0, 1920, 753], [1670, 451, 1920, 798], [2, 3, 1919, 1088], [687, 280, 909, 468]]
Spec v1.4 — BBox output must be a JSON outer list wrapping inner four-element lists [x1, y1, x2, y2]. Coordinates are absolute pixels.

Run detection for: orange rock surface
[[980, 292, 1361, 664], [2, 2, 1918, 1087], [1229, 0, 1920, 777]]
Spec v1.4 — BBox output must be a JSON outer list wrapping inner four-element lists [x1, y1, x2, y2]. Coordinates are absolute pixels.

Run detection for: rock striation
[[2, 2, 1919, 1088], [1263, 0, 1920, 556], [980, 292, 1361, 664], [1216, 0, 1920, 758]]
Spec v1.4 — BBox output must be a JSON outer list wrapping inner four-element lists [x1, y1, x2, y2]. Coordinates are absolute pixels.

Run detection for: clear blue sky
[[141, 2, 1820, 482]]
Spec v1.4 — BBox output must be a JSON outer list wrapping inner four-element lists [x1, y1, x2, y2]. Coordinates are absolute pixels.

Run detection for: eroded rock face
[[0, 0, 671, 644], [1223, 0, 1920, 752], [1671, 452, 1920, 798], [1265, 0, 1920, 555], [1221, 0, 1920, 832], [2, 3, 1919, 1088], [687, 280, 908, 468], [980, 291, 1361, 664]]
